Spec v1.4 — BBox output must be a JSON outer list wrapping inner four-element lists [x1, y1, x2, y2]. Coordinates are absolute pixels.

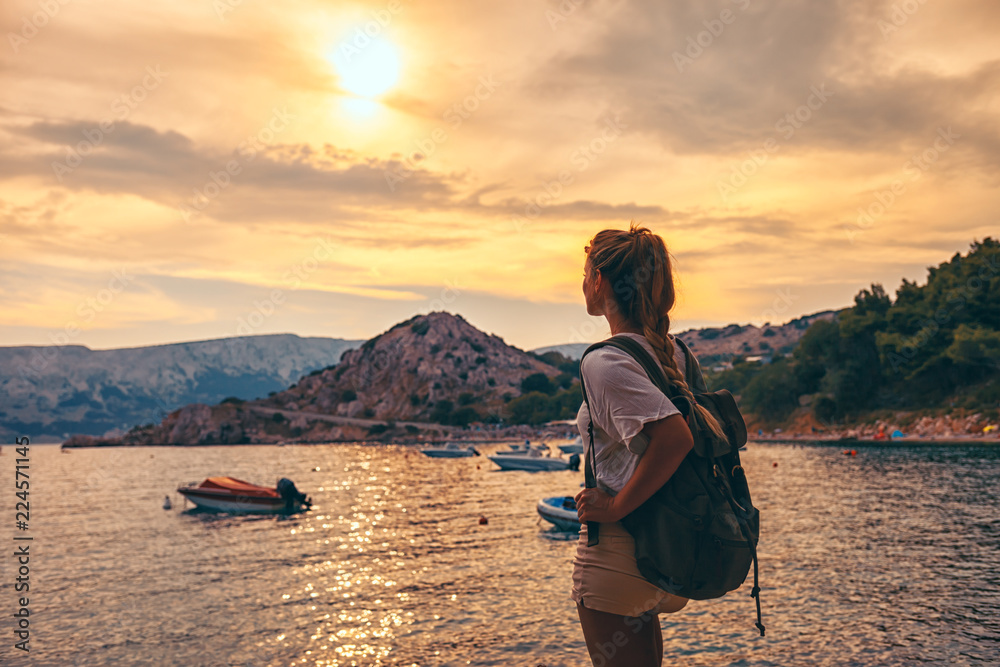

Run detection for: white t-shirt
[[575, 332, 687, 495]]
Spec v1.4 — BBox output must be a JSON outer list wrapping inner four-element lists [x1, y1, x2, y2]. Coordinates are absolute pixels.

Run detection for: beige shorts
[[571, 520, 689, 617]]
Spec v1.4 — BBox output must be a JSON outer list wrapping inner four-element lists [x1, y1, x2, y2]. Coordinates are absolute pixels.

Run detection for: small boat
[[558, 435, 584, 455], [488, 443, 580, 472], [421, 442, 481, 458], [177, 476, 312, 514], [496, 439, 535, 454], [537, 496, 581, 531]]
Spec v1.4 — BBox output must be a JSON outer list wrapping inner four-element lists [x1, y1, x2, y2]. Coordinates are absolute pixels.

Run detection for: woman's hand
[[574, 487, 622, 523]]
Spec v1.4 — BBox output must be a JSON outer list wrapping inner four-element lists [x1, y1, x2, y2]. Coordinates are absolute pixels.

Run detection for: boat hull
[[537, 496, 581, 531], [421, 449, 477, 458], [177, 489, 296, 513], [488, 455, 571, 471]]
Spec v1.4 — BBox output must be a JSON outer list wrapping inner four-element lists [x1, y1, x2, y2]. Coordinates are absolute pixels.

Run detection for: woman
[[572, 223, 727, 666]]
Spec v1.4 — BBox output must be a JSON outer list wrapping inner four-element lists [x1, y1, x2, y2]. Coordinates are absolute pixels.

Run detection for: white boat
[[177, 476, 312, 514], [496, 439, 535, 453], [537, 496, 581, 531], [421, 442, 481, 458], [488, 443, 580, 472], [558, 435, 584, 455]]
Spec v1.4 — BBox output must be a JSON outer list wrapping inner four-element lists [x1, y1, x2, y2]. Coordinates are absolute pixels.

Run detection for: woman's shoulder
[[580, 343, 634, 369]]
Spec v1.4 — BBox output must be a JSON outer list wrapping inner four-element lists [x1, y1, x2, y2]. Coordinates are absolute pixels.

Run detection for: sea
[[1, 440, 998, 666]]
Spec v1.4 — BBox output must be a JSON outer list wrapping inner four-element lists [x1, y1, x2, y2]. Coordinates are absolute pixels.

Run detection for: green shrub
[[521, 372, 555, 395]]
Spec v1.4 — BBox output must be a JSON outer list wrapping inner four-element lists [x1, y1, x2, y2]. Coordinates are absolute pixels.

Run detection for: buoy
[[772, 462, 778, 467], [163, 495, 172, 510], [478, 515, 488, 525]]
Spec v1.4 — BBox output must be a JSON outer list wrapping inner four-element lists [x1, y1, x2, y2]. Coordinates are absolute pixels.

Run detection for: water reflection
[[19, 442, 1000, 665]]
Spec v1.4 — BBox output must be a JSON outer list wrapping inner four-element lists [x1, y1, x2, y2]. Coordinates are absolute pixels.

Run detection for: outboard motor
[[276, 478, 312, 513], [568, 453, 581, 471]]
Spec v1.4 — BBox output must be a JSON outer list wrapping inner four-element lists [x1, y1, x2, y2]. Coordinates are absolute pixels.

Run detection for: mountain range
[[41, 309, 835, 446], [0, 334, 363, 442]]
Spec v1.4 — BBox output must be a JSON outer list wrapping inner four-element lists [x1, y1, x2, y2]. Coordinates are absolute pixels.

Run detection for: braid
[[587, 221, 727, 442], [643, 317, 727, 442]]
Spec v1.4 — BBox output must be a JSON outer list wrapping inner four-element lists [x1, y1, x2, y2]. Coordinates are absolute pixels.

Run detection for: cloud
[[528, 0, 1000, 170]]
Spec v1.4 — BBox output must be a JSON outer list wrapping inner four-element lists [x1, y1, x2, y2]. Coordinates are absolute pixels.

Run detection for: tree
[[521, 372, 555, 395]]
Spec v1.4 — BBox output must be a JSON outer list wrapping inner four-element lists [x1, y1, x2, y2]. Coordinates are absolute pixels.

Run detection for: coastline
[[56, 433, 1000, 449], [751, 435, 1000, 446]]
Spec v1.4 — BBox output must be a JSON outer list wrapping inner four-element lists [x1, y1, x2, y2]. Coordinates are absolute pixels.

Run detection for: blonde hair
[[585, 221, 726, 442]]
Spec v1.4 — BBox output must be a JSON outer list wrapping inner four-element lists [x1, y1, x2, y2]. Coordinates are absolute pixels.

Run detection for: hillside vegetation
[[707, 238, 1000, 426]]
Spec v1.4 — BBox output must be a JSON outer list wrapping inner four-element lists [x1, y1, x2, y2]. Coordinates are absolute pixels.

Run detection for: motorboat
[[495, 439, 536, 454], [488, 443, 580, 472], [558, 435, 584, 455], [421, 442, 481, 458], [177, 476, 312, 514], [537, 496, 581, 531]]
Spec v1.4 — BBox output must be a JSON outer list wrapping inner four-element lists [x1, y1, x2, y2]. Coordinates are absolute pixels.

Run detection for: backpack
[[579, 334, 764, 636]]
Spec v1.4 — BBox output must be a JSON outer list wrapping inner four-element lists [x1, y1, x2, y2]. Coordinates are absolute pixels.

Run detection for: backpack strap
[[673, 335, 708, 394], [579, 342, 603, 546]]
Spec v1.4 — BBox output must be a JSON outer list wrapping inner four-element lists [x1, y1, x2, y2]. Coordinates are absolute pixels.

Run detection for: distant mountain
[[71, 311, 565, 446], [0, 334, 363, 441], [531, 342, 591, 360]]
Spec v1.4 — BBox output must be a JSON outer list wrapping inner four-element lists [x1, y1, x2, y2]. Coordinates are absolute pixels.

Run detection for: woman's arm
[[575, 412, 693, 523]]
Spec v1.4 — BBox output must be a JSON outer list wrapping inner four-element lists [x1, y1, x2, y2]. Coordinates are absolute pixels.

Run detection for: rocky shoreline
[[59, 414, 1000, 448]]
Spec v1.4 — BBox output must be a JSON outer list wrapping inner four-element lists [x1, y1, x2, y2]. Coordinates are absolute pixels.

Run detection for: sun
[[328, 34, 401, 98]]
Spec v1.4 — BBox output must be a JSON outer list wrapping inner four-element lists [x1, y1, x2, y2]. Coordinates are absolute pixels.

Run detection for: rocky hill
[[67, 312, 565, 446], [1, 334, 363, 441], [683, 310, 840, 369], [532, 309, 840, 365], [259, 311, 561, 423]]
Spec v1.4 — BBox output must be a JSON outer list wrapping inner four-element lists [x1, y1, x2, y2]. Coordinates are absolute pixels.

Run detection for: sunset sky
[[1, 0, 997, 352]]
